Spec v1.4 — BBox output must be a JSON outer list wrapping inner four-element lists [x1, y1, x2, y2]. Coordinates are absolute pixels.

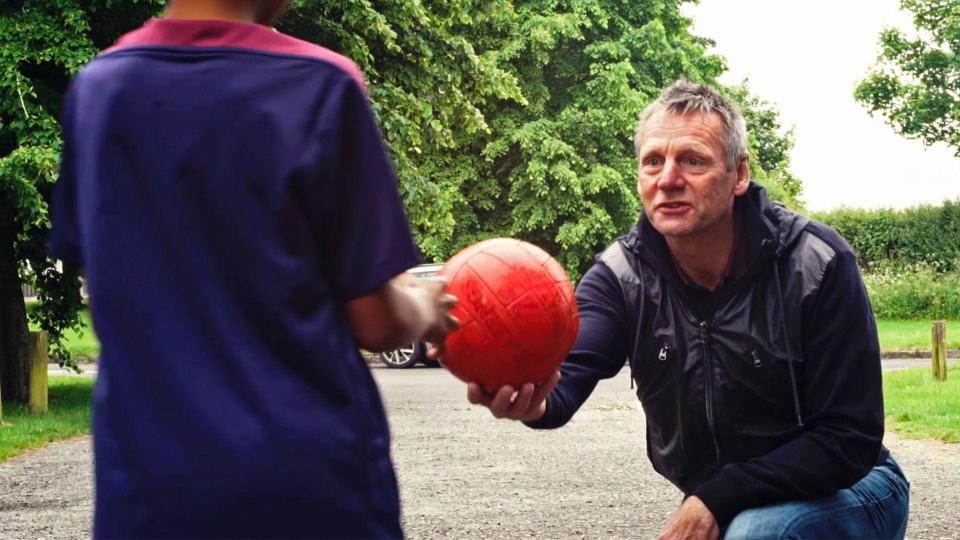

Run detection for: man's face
[[636, 111, 749, 240]]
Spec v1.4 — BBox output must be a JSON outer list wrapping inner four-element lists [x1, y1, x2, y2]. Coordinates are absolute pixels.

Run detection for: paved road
[[3, 363, 958, 539], [380, 365, 958, 539]]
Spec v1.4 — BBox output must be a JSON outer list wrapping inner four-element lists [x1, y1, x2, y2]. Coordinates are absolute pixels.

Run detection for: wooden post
[[932, 321, 947, 381], [28, 331, 48, 414]]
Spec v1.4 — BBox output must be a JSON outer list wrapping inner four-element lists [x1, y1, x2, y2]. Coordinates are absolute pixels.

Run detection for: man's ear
[[733, 156, 750, 196]]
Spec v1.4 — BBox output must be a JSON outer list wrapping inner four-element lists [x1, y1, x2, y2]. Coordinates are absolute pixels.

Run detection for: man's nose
[[658, 159, 685, 190]]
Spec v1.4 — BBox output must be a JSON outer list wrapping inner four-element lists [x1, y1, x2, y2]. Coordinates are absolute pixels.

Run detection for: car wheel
[[380, 342, 421, 369], [420, 356, 441, 368]]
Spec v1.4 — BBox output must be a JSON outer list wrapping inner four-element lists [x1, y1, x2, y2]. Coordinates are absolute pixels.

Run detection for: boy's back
[[50, 18, 417, 538]]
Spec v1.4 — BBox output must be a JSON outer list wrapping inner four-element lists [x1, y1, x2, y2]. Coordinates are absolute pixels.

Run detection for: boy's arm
[[309, 75, 458, 352]]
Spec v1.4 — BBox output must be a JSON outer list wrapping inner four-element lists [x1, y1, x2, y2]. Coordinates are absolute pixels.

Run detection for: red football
[[439, 238, 579, 391]]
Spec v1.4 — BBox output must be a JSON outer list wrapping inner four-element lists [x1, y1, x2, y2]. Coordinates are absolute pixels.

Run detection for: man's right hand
[[466, 370, 560, 422]]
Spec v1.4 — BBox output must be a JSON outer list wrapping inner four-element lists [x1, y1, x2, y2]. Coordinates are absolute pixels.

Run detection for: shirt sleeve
[[525, 262, 629, 429], [694, 249, 885, 526], [312, 76, 421, 301], [48, 87, 84, 267]]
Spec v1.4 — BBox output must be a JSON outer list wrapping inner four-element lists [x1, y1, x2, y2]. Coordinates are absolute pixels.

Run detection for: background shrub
[[814, 200, 960, 272], [863, 263, 960, 320]]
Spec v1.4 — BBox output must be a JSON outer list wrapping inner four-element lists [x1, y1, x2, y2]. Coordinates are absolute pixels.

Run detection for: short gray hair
[[633, 79, 748, 171]]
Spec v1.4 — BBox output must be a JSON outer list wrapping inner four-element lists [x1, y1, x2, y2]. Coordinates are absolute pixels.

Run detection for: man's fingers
[[464, 371, 560, 421], [507, 383, 536, 418], [529, 370, 560, 411], [466, 383, 491, 406], [488, 386, 518, 418]]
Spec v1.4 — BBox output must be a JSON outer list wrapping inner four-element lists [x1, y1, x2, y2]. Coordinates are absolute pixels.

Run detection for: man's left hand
[[657, 496, 719, 540]]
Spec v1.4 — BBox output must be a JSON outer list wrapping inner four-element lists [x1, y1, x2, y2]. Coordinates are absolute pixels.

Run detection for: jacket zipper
[[700, 321, 721, 463]]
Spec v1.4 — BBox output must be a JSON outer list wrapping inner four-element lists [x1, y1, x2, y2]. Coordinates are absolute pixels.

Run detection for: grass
[[876, 319, 960, 350], [25, 305, 100, 361], [56, 310, 100, 360], [0, 376, 93, 461], [884, 366, 960, 443]]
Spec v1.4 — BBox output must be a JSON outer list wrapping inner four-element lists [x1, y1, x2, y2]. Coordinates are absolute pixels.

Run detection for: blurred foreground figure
[[49, 1, 456, 538], [466, 80, 910, 540]]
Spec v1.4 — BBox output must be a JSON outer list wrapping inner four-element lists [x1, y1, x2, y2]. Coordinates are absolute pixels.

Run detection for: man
[[49, 1, 456, 538], [467, 80, 910, 539]]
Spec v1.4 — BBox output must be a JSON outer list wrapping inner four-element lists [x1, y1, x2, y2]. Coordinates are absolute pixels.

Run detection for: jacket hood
[[745, 182, 809, 256]]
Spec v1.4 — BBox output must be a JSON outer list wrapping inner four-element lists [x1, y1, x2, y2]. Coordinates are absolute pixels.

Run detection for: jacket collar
[[621, 182, 805, 285]]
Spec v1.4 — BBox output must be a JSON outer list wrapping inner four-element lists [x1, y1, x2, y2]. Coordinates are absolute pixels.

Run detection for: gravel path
[[0, 437, 92, 540], [1, 367, 958, 539]]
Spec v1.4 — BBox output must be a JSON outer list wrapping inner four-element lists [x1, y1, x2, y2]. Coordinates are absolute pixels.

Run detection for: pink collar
[[105, 18, 366, 89]]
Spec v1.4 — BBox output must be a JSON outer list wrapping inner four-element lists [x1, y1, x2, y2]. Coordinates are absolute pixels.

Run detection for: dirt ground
[[1, 366, 957, 539]]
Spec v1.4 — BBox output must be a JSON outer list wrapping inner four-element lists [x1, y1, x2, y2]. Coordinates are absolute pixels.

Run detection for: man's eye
[[644, 157, 661, 166], [687, 157, 703, 166]]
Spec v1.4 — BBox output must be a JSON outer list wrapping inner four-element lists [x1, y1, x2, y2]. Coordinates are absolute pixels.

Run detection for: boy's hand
[[466, 370, 560, 422], [410, 277, 459, 355]]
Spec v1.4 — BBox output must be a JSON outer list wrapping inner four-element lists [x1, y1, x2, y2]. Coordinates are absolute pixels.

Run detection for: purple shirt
[[50, 18, 417, 538]]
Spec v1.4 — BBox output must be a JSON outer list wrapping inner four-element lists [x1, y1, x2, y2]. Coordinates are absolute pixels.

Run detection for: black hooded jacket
[[526, 183, 888, 526]]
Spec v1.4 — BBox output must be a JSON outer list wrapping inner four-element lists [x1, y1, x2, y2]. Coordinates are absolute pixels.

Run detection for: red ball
[[439, 238, 579, 391]]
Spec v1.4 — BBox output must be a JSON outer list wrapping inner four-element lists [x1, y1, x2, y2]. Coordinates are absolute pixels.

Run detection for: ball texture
[[439, 238, 579, 391]]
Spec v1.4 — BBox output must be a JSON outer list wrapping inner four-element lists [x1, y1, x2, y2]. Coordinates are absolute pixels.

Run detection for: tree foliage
[[284, 0, 801, 279], [855, 0, 960, 155], [0, 1, 164, 377]]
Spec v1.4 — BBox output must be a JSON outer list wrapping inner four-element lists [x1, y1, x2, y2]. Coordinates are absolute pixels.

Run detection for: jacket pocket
[[632, 339, 682, 404], [717, 344, 802, 436]]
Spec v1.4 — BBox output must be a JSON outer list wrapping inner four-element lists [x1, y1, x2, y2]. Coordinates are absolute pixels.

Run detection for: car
[[379, 263, 445, 369]]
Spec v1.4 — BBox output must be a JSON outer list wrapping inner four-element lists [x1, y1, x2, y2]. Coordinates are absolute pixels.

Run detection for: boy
[[49, 1, 456, 537]]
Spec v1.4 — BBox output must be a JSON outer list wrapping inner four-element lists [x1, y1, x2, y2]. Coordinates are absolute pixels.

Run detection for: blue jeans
[[724, 456, 910, 539]]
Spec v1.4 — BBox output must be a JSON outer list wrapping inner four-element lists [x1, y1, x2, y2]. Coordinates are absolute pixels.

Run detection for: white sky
[[687, 0, 960, 211]]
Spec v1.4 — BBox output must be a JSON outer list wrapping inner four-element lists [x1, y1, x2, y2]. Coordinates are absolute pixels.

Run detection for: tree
[[0, 0, 160, 403], [855, 0, 960, 155], [279, 1, 525, 261]]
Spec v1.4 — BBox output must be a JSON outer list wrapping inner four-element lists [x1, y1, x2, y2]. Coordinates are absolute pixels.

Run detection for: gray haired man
[[466, 80, 910, 539]]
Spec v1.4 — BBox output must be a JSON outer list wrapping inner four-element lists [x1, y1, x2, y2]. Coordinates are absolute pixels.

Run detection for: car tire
[[419, 356, 441, 368], [380, 342, 423, 369]]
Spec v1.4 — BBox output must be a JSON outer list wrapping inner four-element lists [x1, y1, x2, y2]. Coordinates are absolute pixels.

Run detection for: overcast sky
[[686, 0, 960, 212]]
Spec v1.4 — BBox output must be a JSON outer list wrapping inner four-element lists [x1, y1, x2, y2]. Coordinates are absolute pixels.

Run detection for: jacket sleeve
[[524, 262, 630, 429], [694, 249, 885, 526]]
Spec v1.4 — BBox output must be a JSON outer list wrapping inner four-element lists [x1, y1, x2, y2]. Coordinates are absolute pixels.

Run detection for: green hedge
[[863, 265, 960, 319], [813, 200, 960, 271]]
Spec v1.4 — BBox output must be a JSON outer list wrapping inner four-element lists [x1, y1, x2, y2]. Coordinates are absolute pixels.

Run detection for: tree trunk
[[0, 227, 29, 404]]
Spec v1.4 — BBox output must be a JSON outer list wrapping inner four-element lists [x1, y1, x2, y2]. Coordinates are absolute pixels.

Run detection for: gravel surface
[[1, 366, 957, 539], [0, 437, 93, 540]]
